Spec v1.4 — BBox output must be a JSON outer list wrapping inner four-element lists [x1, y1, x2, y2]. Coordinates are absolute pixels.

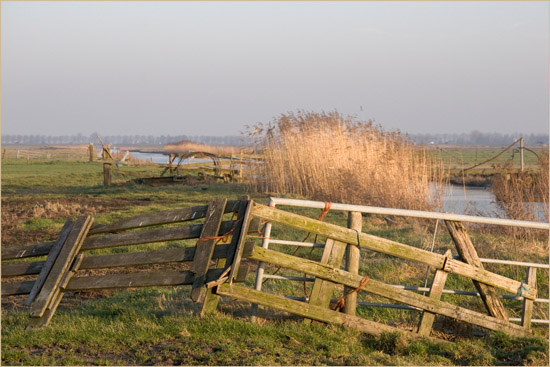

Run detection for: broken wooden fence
[[1, 198, 258, 329], [2, 198, 547, 340], [219, 201, 545, 338], [252, 198, 549, 328]]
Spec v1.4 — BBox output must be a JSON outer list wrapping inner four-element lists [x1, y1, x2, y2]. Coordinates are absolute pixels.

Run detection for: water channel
[[128, 150, 545, 220]]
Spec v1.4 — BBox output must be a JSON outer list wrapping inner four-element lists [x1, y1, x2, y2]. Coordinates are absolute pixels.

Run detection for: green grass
[[1, 156, 548, 365]]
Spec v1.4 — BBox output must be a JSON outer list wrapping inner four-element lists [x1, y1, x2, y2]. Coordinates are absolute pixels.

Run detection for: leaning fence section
[[1, 198, 257, 329]]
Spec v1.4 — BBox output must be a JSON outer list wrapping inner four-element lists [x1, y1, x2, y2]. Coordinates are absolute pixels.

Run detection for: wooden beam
[[27, 254, 85, 330], [417, 250, 451, 336], [64, 268, 225, 291], [2, 261, 46, 277], [201, 196, 250, 316], [306, 239, 347, 324], [344, 211, 362, 315], [251, 204, 535, 300], [1, 245, 234, 277], [216, 284, 431, 340], [2, 241, 55, 260], [190, 198, 227, 303], [82, 220, 236, 251], [88, 201, 240, 235], [30, 216, 93, 318], [1, 280, 35, 296], [228, 200, 254, 285], [243, 246, 530, 337], [25, 221, 74, 306], [445, 220, 508, 320], [521, 267, 537, 330], [252, 203, 445, 268]]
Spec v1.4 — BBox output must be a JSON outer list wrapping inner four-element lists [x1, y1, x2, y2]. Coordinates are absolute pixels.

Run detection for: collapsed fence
[[2, 198, 548, 340]]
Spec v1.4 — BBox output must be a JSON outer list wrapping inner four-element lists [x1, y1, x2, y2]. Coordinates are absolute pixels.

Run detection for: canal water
[[128, 150, 545, 220]]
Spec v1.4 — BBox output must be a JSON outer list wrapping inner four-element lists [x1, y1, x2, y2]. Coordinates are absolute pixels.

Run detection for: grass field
[[1, 152, 549, 366]]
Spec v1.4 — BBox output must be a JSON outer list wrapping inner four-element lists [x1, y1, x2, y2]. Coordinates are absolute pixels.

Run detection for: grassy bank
[[1, 157, 548, 365]]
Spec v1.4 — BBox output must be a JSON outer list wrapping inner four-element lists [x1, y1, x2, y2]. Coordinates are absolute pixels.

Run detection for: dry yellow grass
[[492, 150, 549, 222], [248, 111, 447, 211]]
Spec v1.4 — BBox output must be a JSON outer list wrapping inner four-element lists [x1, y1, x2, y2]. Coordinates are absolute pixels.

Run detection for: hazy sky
[[1, 1, 548, 136]]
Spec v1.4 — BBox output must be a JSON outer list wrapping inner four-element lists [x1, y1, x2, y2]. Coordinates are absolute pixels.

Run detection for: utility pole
[[520, 137, 524, 172]]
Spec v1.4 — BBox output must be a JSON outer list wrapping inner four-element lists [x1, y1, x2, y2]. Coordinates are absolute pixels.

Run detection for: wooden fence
[[1, 198, 258, 329], [2, 198, 546, 340], [252, 198, 549, 329]]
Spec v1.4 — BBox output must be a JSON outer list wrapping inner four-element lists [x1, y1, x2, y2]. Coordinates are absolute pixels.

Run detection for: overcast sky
[[1, 1, 548, 136]]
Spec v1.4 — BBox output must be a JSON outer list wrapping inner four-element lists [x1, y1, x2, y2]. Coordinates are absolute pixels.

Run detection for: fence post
[[417, 249, 451, 336], [521, 267, 537, 330], [344, 211, 362, 315], [88, 143, 94, 162], [2, 148, 6, 159], [103, 163, 112, 187]]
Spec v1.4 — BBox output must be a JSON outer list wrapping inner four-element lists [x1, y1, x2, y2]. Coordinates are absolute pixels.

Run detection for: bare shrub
[[248, 110, 447, 211]]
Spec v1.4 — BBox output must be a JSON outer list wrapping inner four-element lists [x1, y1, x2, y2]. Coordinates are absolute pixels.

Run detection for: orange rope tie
[[302, 201, 332, 243], [332, 276, 370, 311], [197, 218, 243, 245]]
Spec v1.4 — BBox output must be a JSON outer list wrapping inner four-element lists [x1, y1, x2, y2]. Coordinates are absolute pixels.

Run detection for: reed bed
[[249, 111, 447, 211], [492, 150, 549, 223]]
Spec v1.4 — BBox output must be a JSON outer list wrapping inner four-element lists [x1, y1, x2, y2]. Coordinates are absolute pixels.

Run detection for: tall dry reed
[[492, 150, 549, 223], [248, 111, 447, 211]]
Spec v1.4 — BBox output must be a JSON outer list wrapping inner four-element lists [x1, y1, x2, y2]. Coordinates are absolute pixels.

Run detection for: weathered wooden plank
[[81, 244, 233, 270], [228, 200, 254, 285], [27, 254, 85, 330], [521, 267, 537, 330], [82, 220, 236, 251], [222, 197, 250, 267], [252, 203, 445, 269], [216, 284, 431, 340], [252, 204, 535, 300], [443, 259, 536, 300], [200, 196, 250, 316], [417, 250, 451, 336], [306, 239, 347, 323], [30, 216, 93, 318], [26, 221, 74, 306], [445, 220, 508, 320], [88, 201, 240, 235], [2, 261, 46, 277], [1, 243, 235, 277], [190, 198, 228, 302], [1, 280, 35, 296], [244, 246, 530, 337], [64, 268, 225, 291], [344, 211, 362, 315], [2, 241, 55, 260]]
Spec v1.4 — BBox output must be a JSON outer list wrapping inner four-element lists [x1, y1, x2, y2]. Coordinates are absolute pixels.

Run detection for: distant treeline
[[1, 134, 248, 146], [408, 131, 548, 146], [1, 131, 547, 146]]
